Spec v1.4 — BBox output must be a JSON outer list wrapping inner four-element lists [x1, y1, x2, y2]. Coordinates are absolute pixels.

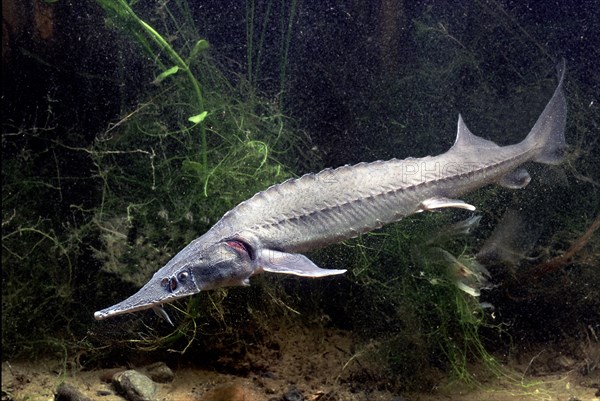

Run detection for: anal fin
[[498, 167, 531, 189]]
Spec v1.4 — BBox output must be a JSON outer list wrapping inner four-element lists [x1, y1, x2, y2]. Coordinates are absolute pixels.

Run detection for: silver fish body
[[94, 61, 567, 322]]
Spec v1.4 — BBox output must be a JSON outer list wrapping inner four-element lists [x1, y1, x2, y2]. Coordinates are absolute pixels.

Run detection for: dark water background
[[2, 0, 599, 381]]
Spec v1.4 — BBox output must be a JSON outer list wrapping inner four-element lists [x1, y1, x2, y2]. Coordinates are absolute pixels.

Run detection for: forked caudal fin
[[451, 59, 567, 167], [449, 59, 567, 190], [524, 59, 568, 165]]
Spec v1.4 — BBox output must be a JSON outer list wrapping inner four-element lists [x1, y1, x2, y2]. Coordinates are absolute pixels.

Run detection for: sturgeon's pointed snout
[[94, 273, 198, 320], [94, 281, 166, 320]]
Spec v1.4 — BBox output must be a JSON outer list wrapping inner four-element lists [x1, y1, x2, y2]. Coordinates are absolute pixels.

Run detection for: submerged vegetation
[[89, 0, 316, 351], [2, 0, 598, 394], [2, 0, 307, 359], [325, 213, 504, 389]]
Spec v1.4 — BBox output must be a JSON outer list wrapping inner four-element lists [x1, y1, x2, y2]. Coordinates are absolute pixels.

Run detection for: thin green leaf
[[181, 160, 204, 175], [188, 111, 208, 124], [152, 65, 179, 85], [188, 39, 210, 61]]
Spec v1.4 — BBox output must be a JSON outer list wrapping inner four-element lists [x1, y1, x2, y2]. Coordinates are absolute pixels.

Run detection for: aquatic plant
[[86, 0, 314, 353], [1, 0, 310, 361], [329, 213, 502, 389], [97, 0, 208, 168], [245, 0, 298, 101], [1, 114, 101, 363]]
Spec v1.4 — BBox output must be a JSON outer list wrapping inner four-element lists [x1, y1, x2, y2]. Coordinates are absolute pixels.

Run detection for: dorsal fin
[[450, 114, 500, 153]]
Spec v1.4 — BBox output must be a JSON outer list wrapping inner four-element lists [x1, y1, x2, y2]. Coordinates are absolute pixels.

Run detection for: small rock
[[55, 383, 93, 401], [112, 370, 156, 401], [145, 361, 174, 383], [283, 386, 304, 401]]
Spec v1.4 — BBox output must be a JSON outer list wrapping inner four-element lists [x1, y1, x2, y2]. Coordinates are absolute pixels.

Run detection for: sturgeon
[[95, 62, 567, 322]]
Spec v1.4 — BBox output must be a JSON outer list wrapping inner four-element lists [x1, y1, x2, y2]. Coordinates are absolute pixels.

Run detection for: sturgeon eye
[[177, 271, 189, 283]]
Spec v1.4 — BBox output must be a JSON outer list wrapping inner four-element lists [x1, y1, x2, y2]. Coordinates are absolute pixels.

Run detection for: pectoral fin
[[257, 249, 347, 277], [419, 197, 476, 212]]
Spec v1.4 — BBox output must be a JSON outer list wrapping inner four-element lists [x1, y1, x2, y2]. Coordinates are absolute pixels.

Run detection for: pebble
[[112, 369, 157, 401], [145, 361, 174, 383], [55, 383, 93, 401]]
